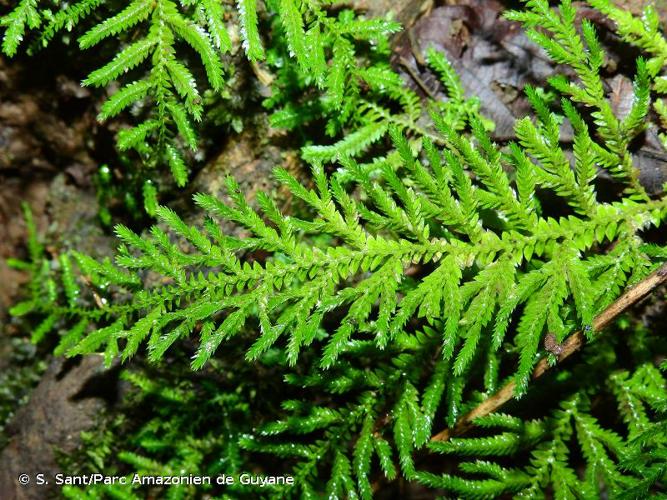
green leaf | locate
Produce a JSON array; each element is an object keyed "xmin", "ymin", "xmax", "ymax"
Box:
[
  {"xmin": 164, "ymin": 144, "xmax": 189, "ymax": 187},
  {"xmin": 1, "ymin": 0, "xmax": 41, "ymax": 57},
  {"xmin": 237, "ymin": 0, "xmax": 264, "ymax": 60},
  {"xmin": 279, "ymin": 0, "xmax": 308, "ymax": 70},
  {"xmin": 83, "ymin": 37, "xmax": 156, "ymax": 87},
  {"xmin": 78, "ymin": 0, "xmax": 153, "ymax": 49},
  {"xmin": 168, "ymin": 13, "xmax": 224, "ymax": 91},
  {"xmin": 99, "ymin": 80, "xmax": 153, "ymax": 121}
]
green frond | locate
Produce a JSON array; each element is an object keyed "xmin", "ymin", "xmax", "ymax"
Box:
[
  {"xmin": 1, "ymin": 0, "xmax": 41, "ymax": 57},
  {"xmin": 99, "ymin": 80, "xmax": 153, "ymax": 121},
  {"xmin": 7, "ymin": 1, "xmax": 667, "ymax": 496},
  {"xmin": 35, "ymin": 0, "xmax": 103, "ymax": 50},
  {"xmin": 237, "ymin": 0, "xmax": 264, "ymax": 60},
  {"xmin": 302, "ymin": 121, "xmax": 388, "ymax": 163},
  {"xmin": 78, "ymin": 0, "xmax": 153, "ymax": 50},
  {"xmin": 200, "ymin": 0, "xmax": 231, "ymax": 53},
  {"xmin": 168, "ymin": 13, "xmax": 224, "ymax": 92},
  {"xmin": 622, "ymin": 57, "xmax": 651, "ymax": 137},
  {"xmin": 82, "ymin": 38, "xmax": 156, "ymax": 88},
  {"xmin": 426, "ymin": 47, "xmax": 464, "ymax": 102},
  {"xmin": 3, "ymin": 0, "xmax": 407, "ymax": 193},
  {"xmin": 279, "ymin": 0, "xmax": 308, "ymax": 71},
  {"xmin": 164, "ymin": 144, "xmax": 189, "ymax": 187}
]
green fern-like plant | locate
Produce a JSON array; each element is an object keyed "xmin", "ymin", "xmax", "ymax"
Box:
[
  {"xmin": 13, "ymin": 0, "xmax": 667, "ymax": 395},
  {"xmin": 506, "ymin": 0, "xmax": 653, "ymax": 199},
  {"xmin": 299, "ymin": 47, "xmax": 491, "ymax": 165},
  {"xmin": 1, "ymin": 0, "xmax": 400, "ymax": 195},
  {"xmin": 417, "ymin": 322, "xmax": 667, "ymax": 499},
  {"xmin": 587, "ymin": 0, "xmax": 667, "ymax": 149},
  {"xmin": 8, "ymin": 0, "xmax": 667, "ymax": 497},
  {"xmin": 13, "ymin": 31, "xmax": 666, "ymax": 404}
]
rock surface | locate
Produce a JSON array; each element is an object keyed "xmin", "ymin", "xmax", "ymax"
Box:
[{"xmin": 0, "ymin": 356, "xmax": 118, "ymax": 499}]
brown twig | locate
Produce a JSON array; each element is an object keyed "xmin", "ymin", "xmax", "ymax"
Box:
[
  {"xmin": 430, "ymin": 262, "xmax": 667, "ymax": 443},
  {"xmin": 398, "ymin": 56, "xmax": 437, "ymax": 100}
]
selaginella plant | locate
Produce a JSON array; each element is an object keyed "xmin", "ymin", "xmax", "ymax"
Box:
[
  {"xmin": 0, "ymin": 0, "xmax": 400, "ymax": 202},
  {"xmin": 588, "ymin": 0, "xmax": 667, "ymax": 148},
  {"xmin": 7, "ymin": 0, "xmax": 667, "ymax": 497}
]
